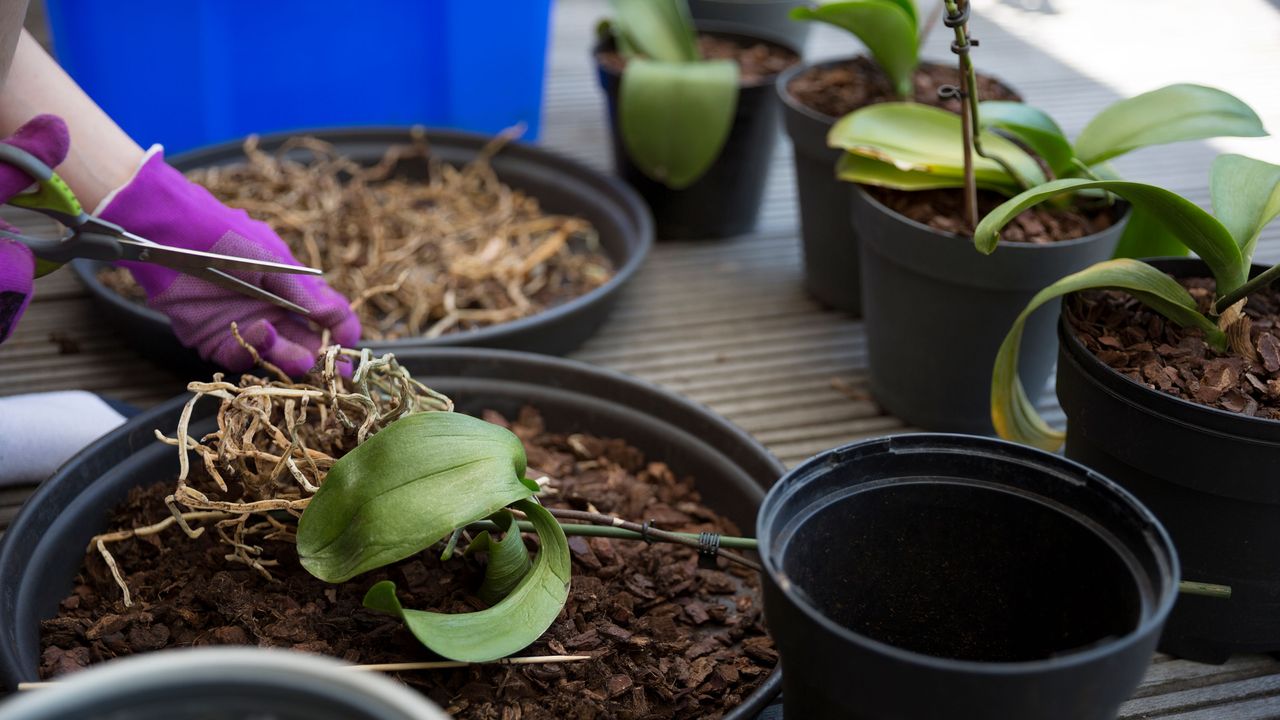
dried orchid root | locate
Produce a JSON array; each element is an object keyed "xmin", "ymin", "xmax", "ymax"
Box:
[
  {"xmin": 100, "ymin": 130, "xmax": 612, "ymax": 341},
  {"xmin": 94, "ymin": 344, "xmax": 454, "ymax": 605},
  {"xmin": 89, "ymin": 510, "xmax": 233, "ymax": 607}
]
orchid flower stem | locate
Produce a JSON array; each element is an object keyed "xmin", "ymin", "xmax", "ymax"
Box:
[
  {"xmin": 469, "ymin": 519, "xmax": 758, "ymax": 550},
  {"xmin": 1214, "ymin": 260, "xmax": 1280, "ymax": 314},
  {"xmin": 943, "ymin": 0, "xmax": 1032, "ymax": 230}
]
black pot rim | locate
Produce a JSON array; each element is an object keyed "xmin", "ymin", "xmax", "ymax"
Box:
[
  {"xmin": 0, "ymin": 347, "xmax": 784, "ymax": 714},
  {"xmin": 72, "ymin": 125, "xmax": 654, "ymax": 353},
  {"xmin": 852, "ymin": 182, "xmax": 1132, "ymax": 251},
  {"xmin": 594, "ymin": 20, "xmax": 800, "ymax": 89},
  {"xmin": 757, "ymin": 432, "xmax": 1179, "ymax": 675},
  {"xmin": 1059, "ymin": 257, "xmax": 1280, "ymax": 436},
  {"xmin": 776, "ymin": 53, "xmax": 860, "ymax": 124},
  {"xmin": 776, "ymin": 55, "xmax": 1019, "ymax": 126}
]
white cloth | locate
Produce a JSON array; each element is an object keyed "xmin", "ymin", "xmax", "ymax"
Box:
[{"xmin": 0, "ymin": 391, "xmax": 126, "ymax": 486}]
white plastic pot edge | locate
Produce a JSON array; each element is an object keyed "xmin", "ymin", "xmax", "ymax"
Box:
[{"xmin": 0, "ymin": 647, "xmax": 451, "ymax": 720}]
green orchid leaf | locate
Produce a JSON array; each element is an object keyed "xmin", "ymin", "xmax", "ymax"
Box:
[
  {"xmin": 1073, "ymin": 84, "xmax": 1267, "ymax": 167},
  {"xmin": 790, "ymin": 1, "xmax": 918, "ymax": 98},
  {"xmin": 993, "ymin": 258, "xmax": 1225, "ymax": 451},
  {"xmin": 1210, "ymin": 154, "xmax": 1280, "ymax": 261},
  {"xmin": 828, "ymin": 103, "xmax": 1046, "ymax": 193},
  {"xmin": 463, "ymin": 511, "xmax": 532, "ymax": 605},
  {"xmin": 979, "ymin": 101, "xmax": 1076, "ymax": 177},
  {"xmin": 609, "ymin": 0, "xmax": 699, "ymax": 62},
  {"xmin": 835, "ymin": 152, "xmax": 1021, "ymax": 194},
  {"xmin": 620, "ymin": 58, "xmax": 739, "ymax": 189},
  {"xmin": 973, "ymin": 177, "xmax": 1246, "ymax": 293},
  {"xmin": 364, "ymin": 499, "xmax": 571, "ymax": 662},
  {"xmin": 1111, "ymin": 205, "xmax": 1189, "ymax": 260},
  {"xmin": 297, "ymin": 412, "xmax": 532, "ymax": 583}
]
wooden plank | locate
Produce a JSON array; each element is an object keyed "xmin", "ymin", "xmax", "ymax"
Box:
[{"xmin": 1120, "ymin": 674, "xmax": 1280, "ymax": 718}]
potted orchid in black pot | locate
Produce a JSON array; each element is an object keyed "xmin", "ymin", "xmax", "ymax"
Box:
[
  {"xmin": 981, "ymin": 153, "xmax": 1280, "ymax": 663},
  {"xmin": 596, "ymin": 0, "xmax": 800, "ymax": 239},
  {"xmin": 778, "ymin": 0, "xmax": 1021, "ymax": 314},
  {"xmin": 824, "ymin": 0, "xmax": 1266, "ymax": 433}
]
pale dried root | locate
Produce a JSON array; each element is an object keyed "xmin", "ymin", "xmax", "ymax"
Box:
[{"xmin": 96, "ymin": 342, "xmax": 453, "ymax": 604}]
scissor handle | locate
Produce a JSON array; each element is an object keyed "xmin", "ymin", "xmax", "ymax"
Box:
[
  {"xmin": 0, "ymin": 143, "xmax": 89, "ymax": 277},
  {"xmin": 0, "ymin": 143, "xmax": 86, "ymax": 224}
]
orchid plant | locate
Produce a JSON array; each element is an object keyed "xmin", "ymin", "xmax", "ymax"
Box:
[
  {"xmin": 790, "ymin": 0, "xmax": 922, "ymax": 100},
  {"xmin": 825, "ymin": 2, "xmax": 1266, "ymax": 242},
  {"xmin": 602, "ymin": 0, "xmax": 740, "ymax": 189},
  {"xmin": 977, "ymin": 154, "xmax": 1280, "ymax": 450}
]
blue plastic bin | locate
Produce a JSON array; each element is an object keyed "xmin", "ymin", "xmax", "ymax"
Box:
[{"xmin": 45, "ymin": 1, "xmax": 553, "ymax": 153}]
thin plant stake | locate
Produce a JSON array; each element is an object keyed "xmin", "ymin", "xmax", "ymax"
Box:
[{"xmin": 16, "ymin": 655, "xmax": 596, "ymax": 690}]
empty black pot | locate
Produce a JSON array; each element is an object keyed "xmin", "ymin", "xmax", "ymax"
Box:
[
  {"xmin": 71, "ymin": 127, "xmax": 653, "ymax": 375},
  {"xmin": 0, "ymin": 349, "xmax": 783, "ymax": 719},
  {"xmin": 595, "ymin": 24, "xmax": 798, "ymax": 240},
  {"xmin": 758, "ymin": 434, "xmax": 1178, "ymax": 720},
  {"xmin": 853, "ymin": 185, "xmax": 1126, "ymax": 433},
  {"xmin": 687, "ymin": 0, "xmax": 811, "ymax": 51},
  {"xmin": 1058, "ymin": 257, "xmax": 1280, "ymax": 663}
]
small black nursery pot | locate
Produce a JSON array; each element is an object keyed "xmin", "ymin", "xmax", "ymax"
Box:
[
  {"xmin": 596, "ymin": 24, "xmax": 798, "ymax": 240},
  {"xmin": 853, "ymin": 186, "xmax": 1126, "ymax": 433},
  {"xmin": 1058, "ymin": 257, "xmax": 1280, "ymax": 663},
  {"xmin": 758, "ymin": 434, "xmax": 1178, "ymax": 720}
]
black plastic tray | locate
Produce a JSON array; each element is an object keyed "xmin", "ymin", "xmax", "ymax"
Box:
[
  {"xmin": 0, "ymin": 348, "xmax": 782, "ymax": 718},
  {"xmin": 72, "ymin": 127, "xmax": 653, "ymax": 374}
]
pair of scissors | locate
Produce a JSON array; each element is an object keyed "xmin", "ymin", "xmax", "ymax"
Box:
[{"xmin": 0, "ymin": 143, "xmax": 320, "ymax": 316}]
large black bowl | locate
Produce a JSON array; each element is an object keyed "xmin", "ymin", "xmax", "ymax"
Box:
[
  {"xmin": 0, "ymin": 349, "xmax": 782, "ymax": 718},
  {"xmin": 72, "ymin": 127, "xmax": 653, "ymax": 374}
]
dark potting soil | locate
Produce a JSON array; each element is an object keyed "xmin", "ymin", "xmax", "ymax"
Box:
[
  {"xmin": 39, "ymin": 407, "xmax": 775, "ymax": 719},
  {"xmin": 867, "ymin": 186, "xmax": 1119, "ymax": 244},
  {"xmin": 786, "ymin": 57, "xmax": 1020, "ymax": 119},
  {"xmin": 598, "ymin": 34, "xmax": 800, "ymax": 87},
  {"xmin": 1069, "ymin": 278, "xmax": 1280, "ymax": 420}
]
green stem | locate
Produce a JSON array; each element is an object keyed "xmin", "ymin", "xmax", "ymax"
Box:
[
  {"xmin": 1214, "ymin": 259, "xmax": 1280, "ymax": 314},
  {"xmin": 1179, "ymin": 581, "xmax": 1232, "ymax": 599},
  {"xmin": 468, "ymin": 520, "xmax": 759, "ymax": 550},
  {"xmin": 943, "ymin": 0, "xmax": 978, "ymax": 228},
  {"xmin": 943, "ymin": 0, "xmax": 1033, "ymax": 211},
  {"xmin": 469, "ymin": 520, "xmax": 1232, "ymax": 599}
]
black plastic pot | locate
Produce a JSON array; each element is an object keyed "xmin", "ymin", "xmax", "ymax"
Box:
[
  {"xmin": 0, "ymin": 348, "xmax": 783, "ymax": 718},
  {"xmin": 71, "ymin": 127, "xmax": 653, "ymax": 375},
  {"xmin": 758, "ymin": 434, "xmax": 1178, "ymax": 720},
  {"xmin": 596, "ymin": 24, "xmax": 798, "ymax": 240},
  {"xmin": 686, "ymin": 0, "xmax": 810, "ymax": 51},
  {"xmin": 1058, "ymin": 257, "xmax": 1280, "ymax": 663},
  {"xmin": 854, "ymin": 185, "xmax": 1126, "ymax": 433},
  {"xmin": 0, "ymin": 648, "xmax": 450, "ymax": 720},
  {"xmin": 777, "ymin": 57, "xmax": 859, "ymax": 314}
]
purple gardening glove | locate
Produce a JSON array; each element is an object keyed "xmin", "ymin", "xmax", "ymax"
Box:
[
  {"xmin": 99, "ymin": 148, "xmax": 360, "ymax": 376},
  {"xmin": 0, "ymin": 115, "xmax": 71, "ymax": 344}
]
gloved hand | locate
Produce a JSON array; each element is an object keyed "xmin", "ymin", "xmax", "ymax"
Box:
[
  {"xmin": 0, "ymin": 115, "xmax": 71, "ymax": 344},
  {"xmin": 99, "ymin": 147, "xmax": 360, "ymax": 376}
]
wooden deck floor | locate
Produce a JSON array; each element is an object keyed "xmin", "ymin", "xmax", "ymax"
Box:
[{"xmin": 3, "ymin": 0, "xmax": 1280, "ymax": 716}]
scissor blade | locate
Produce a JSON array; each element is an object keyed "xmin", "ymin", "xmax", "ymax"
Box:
[
  {"xmin": 113, "ymin": 233, "xmax": 323, "ymax": 276},
  {"xmin": 189, "ymin": 267, "xmax": 312, "ymax": 316}
]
